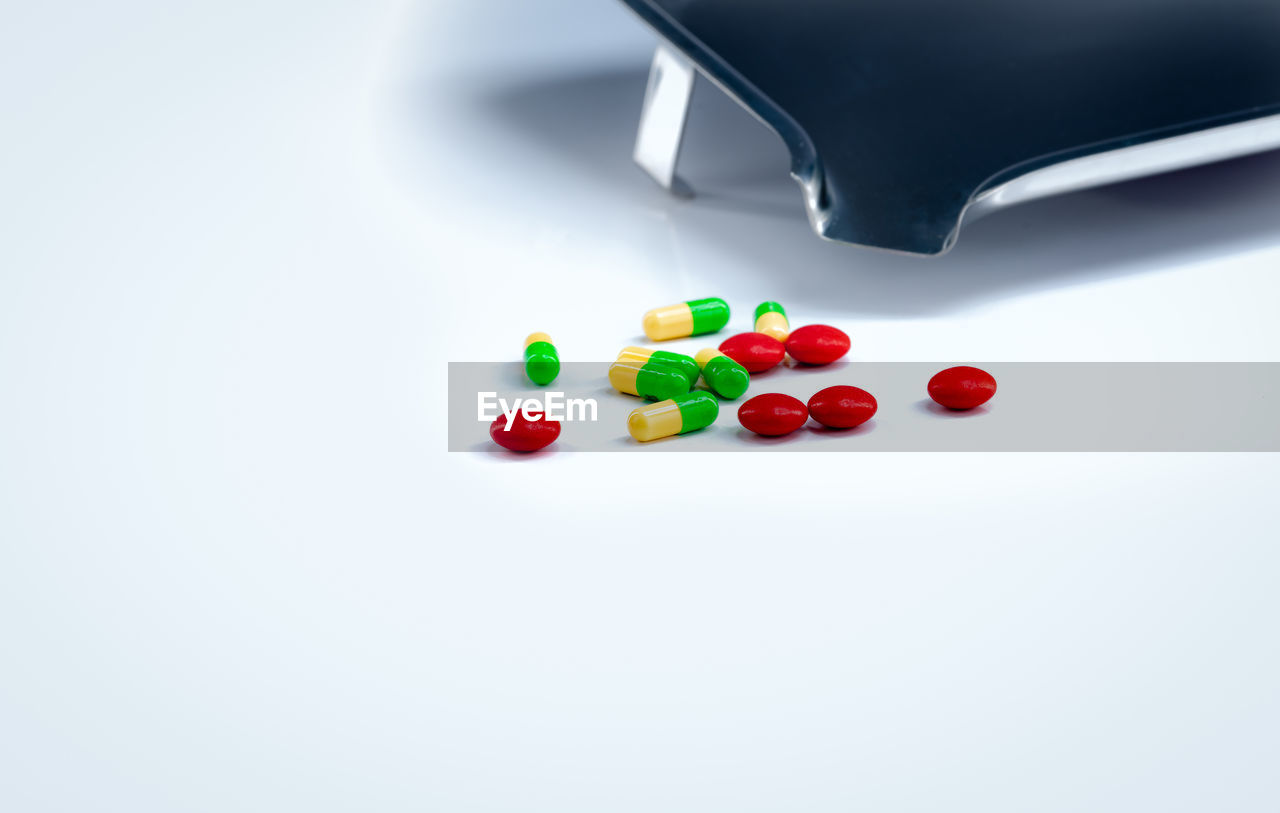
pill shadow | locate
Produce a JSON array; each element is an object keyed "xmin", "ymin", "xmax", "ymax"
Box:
[
  {"xmin": 733, "ymin": 428, "xmax": 809, "ymax": 445},
  {"xmin": 784, "ymin": 361, "xmax": 849, "ymax": 376},
  {"xmin": 502, "ymin": 362, "xmax": 532, "ymax": 388},
  {"xmin": 914, "ymin": 399, "xmax": 992, "ymax": 418},
  {"xmin": 619, "ymin": 425, "xmax": 714, "ymax": 447},
  {"xmin": 467, "ymin": 441, "xmax": 564, "ymax": 460},
  {"xmin": 744, "ymin": 366, "xmax": 787, "ymax": 381},
  {"xmin": 805, "ymin": 418, "xmax": 877, "ymax": 437}
]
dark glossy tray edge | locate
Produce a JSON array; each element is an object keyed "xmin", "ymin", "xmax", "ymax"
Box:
[{"xmin": 620, "ymin": 0, "xmax": 1280, "ymax": 255}]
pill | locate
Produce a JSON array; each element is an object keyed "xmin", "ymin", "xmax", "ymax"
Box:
[
  {"xmin": 628, "ymin": 392, "xmax": 719, "ymax": 442},
  {"xmin": 753, "ymin": 301, "xmax": 790, "ymax": 342},
  {"xmin": 694, "ymin": 348, "xmax": 750, "ymax": 400},
  {"xmin": 785, "ymin": 324, "xmax": 850, "ymax": 365},
  {"xmin": 718, "ymin": 332, "xmax": 785, "ymax": 373},
  {"xmin": 642, "ymin": 297, "xmax": 730, "ymax": 341},
  {"xmin": 737, "ymin": 393, "xmax": 809, "ymax": 436},
  {"xmin": 523, "ymin": 332, "xmax": 559, "ymax": 386},
  {"xmin": 616, "ymin": 346, "xmax": 699, "ymax": 387},
  {"xmin": 490, "ymin": 410, "xmax": 561, "ymax": 452},
  {"xmin": 609, "ymin": 358, "xmax": 691, "ymax": 401},
  {"xmin": 928, "ymin": 366, "xmax": 997, "ymax": 410},
  {"xmin": 807, "ymin": 385, "xmax": 877, "ymax": 429}
]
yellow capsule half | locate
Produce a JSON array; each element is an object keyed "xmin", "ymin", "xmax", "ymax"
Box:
[
  {"xmin": 608, "ymin": 359, "xmax": 690, "ymax": 401},
  {"xmin": 753, "ymin": 302, "xmax": 789, "ymax": 342},
  {"xmin": 627, "ymin": 400, "xmax": 685, "ymax": 442}
]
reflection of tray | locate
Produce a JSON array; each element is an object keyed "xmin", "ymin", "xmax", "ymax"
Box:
[{"xmin": 620, "ymin": 0, "xmax": 1280, "ymax": 255}]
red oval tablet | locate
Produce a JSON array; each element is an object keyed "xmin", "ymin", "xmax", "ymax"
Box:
[
  {"xmin": 785, "ymin": 324, "xmax": 850, "ymax": 365},
  {"xmin": 927, "ymin": 366, "xmax": 997, "ymax": 410},
  {"xmin": 737, "ymin": 393, "xmax": 808, "ymax": 436},
  {"xmin": 490, "ymin": 410, "xmax": 561, "ymax": 452},
  {"xmin": 718, "ymin": 332, "xmax": 785, "ymax": 373},
  {"xmin": 807, "ymin": 385, "xmax": 877, "ymax": 429}
]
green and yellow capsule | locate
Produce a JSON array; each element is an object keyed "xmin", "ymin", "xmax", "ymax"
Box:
[
  {"xmin": 523, "ymin": 332, "xmax": 559, "ymax": 386},
  {"xmin": 609, "ymin": 358, "xmax": 691, "ymax": 401},
  {"xmin": 753, "ymin": 302, "xmax": 790, "ymax": 342},
  {"xmin": 694, "ymin": 348, "xmax": 750, "ymax": 400},
  {"xmin": 628, "ymin": 391, "xmax": 719, "ymax": 442},
  {"xmin": 616, "ymin": 346, "xmax": 699, "ymax": 387},
  {"xmin": 642, "ymin": 297, "xmax": 730, "ymax": 341}
]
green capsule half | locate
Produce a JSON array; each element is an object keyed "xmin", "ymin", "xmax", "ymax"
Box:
[
  {"xmin": 694, "ymin": 348, "xmax": 750, "ymax": 400},
  {"xmin": 617, "ymin": 346, "xmax": 699, "ymax": 387},
  {"xmin": 609, "ymin": 359, "xmax": 691, "ymax": 401},
  {"xmin": 523, "ymin": 332, "xmax": 560, "ymax": 385}
]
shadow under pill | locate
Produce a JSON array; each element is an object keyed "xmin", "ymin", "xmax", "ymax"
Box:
[
  {"xmin": 468, "ymin": 441, "xmax": 563, "ymax": 460},
  {"xmin": 734, "ymin": 428, "xmax": 807, "ymax": 445},
  {"xmin": 806, "ymin": 418, "xmax": 877, "ymax": 436},
  {"xmin": 787, "ymin": 363, "xmax": 843, "ymax": 376},
  {"xmin": 501, "ymin": 363, "xmax": 532, "ymax": 388},
  {"xmin": 915, "ymin": 399, "xmax": 991, "ymax": 417}
]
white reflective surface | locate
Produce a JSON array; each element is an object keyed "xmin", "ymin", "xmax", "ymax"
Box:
[{"xmin": 3, "ymin": 2, "xmax": 1280, "ymax": 811}]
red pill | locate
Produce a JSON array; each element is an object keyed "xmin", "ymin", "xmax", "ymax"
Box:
[
  {"xmin": 718, "ymin": 332, "xmax": 785, "ymax": 373},
  {"xmin": 785, "ymin": 324, "xmax": 850, "ymax": 365},
  {"xmin": 737, "ymin": 393, "xmax": 808, "ymax": 436},
  {"xmin": 490, "ymin": 410, "xmax": 561, "ymax": 452},
  {"xmin": 807, "ymin": 385, "xmax": 877, "ymax": 429},
  {"xmin": 927, "ymin": 366, "xmax": 997, "ymax": 410}
]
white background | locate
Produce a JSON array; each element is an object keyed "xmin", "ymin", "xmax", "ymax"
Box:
[{"xmin": 3, "ymin": 1, "xmax": 1279, "ymax": 810}]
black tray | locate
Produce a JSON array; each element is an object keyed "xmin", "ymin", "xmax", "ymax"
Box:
[{"xmin": 621, "ymin": 0, "xmax": 1280, "ymax": 254}]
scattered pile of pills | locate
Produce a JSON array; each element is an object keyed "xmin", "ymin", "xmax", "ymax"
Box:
[{"xmin": 491, "ymin": 300, "xmax": 996, "ymax": 452}]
